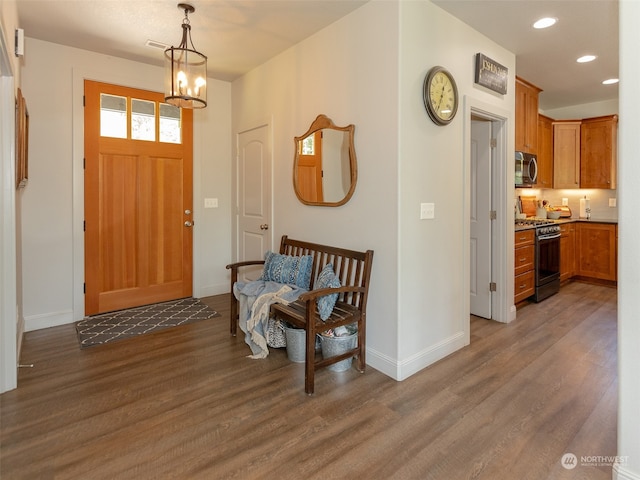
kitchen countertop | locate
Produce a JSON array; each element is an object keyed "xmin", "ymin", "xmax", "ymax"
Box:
[{"xmin": 515, "ymin": 217, "xmax": 618, "ymax": 232}]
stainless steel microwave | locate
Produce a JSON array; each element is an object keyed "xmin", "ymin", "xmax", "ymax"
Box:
[{"xmin": 515, "ymin": 151, "xmax": 537, "ymax": 188}]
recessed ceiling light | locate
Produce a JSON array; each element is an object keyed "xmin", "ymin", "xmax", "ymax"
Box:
[
  {"xmin": 577, "ymin": 55, "xmax": 597, "ymax": 63},
  {"xmin": 533, "ymin": 17, "xmax": 557, "ymax": 29},
  {"xmin": 602, "ymin": 78, "xmax": 619, "ymax": 85}
]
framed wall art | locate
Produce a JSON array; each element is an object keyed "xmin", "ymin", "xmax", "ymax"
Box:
[{"xmin": 16, "ymin": 88, "xmax": 29, "ymax": 189}]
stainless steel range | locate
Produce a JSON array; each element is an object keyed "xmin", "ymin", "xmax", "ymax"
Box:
[{"xmin": 516, "ymin": 218, "xmax": 561, "ymax": 302}]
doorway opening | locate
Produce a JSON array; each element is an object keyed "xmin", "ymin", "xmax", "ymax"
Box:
[
  {"xmin": 466, "ymin": 101, "xmax": 511, "ymax": 325},
  {"xmin": 470, "ymin": 115, "xmax": 493, "ymax": 319}
]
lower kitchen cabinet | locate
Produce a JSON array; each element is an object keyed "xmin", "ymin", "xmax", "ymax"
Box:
[
  {"xmin": 575, "ymin": 222, "xmax": 617, "ymax": 282},
  {"xmin": 559, "ymin": 223, "xmax": 575, "ymax": 282},
  {"xmin": 514, "ymin": 229, "xmax": 535, "ymax": 303}
]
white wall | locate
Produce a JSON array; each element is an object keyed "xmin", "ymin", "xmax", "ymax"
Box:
[
  {"xmin": 396, "ymin": 1, "xmax": 515, "ymax": 377},
  {"xmin": 232, "ymin": 1, "xmax": 401, "ymax": 375},
  {"xmin": 20, "ymin": 38, "xmax": 232, "ymax": 330},
  {"xmin": 616, "ymin": 1, "xmax": 640, "ymax": 478},
  {"xmin": 232, "ymin": 0, "xmax": 515, "ymax": 380}
]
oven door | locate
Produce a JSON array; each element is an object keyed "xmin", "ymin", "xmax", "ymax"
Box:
[{"xmin": 536, "ymin": 232, "xmax": 561, "ymax": 286}]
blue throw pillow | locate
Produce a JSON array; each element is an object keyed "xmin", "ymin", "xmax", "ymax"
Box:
[
  {"xmin": 260, "ymin": 251, "xmax": 313, "ymax": 289},
  {"xmin": 316, "ymin": 263, "xmax": 341, "ymax": 321}
]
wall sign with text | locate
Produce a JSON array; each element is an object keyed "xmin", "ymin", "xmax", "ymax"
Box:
[{"xmin": 474, "ymin": 53, "xmax": 508, "ymax": 95}]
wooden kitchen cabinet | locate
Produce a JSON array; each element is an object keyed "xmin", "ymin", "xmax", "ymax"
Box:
[
  {"xmin": 581, "ymin": 115, "xmax": 618, "ymax": 189},
  {"xmin": 536, "ymin": 114, "xmax": 554, "ymax": 188},
  {"xmin": 515, "ymin": 77, "xmax": 542, "ymax": 154},
  {"xmin": 514, "ymin": 229, "xmax": 535, "ymax": 303},
  {"xmin": 576, "ymin": 222, "xmax": 617, "ymax": 282},
  {"xmin": 553, "ymin": 121, "xmax": 581, "ymax": 189},
  {"xmin": 559, "ymin": 223, "xmax": 575, "ymax": 282}
]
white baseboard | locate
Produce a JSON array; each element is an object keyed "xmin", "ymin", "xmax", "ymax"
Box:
[
  {"xmin": 197, "ymin": 283, "xmax": 228, "ymax": 298},
  {"xmin": 25, "ymin": 310, "xmax": 74, "ymax": 332},
  {"xmin": 366, "ymin": 330, "xmax": 466, "ymax": 381},
  {"xmin": 17, "ymin": 310, "xmax": 24, "ymax": 355},
  {"xmin": 25, "ymin": 287, "xmax": 230, "ymax": 332},
  {"xmin": 614, "ymin": 463, "xmax": 640, "ymax": 480}
]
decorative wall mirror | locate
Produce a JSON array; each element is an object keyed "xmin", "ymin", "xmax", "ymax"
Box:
[{"xmin": 293, "ymin": 114, "xmax": 357, "ymax": 206}]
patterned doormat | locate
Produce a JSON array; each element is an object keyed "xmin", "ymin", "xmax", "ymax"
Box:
[{"xmin": 76, "ymin": 297, "xmax": 220, "ymax": 348}]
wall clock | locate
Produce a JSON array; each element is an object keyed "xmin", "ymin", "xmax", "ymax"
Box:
[{"xmin": 423, "ymin": 66, "xmax": 459, "ymax": 126}]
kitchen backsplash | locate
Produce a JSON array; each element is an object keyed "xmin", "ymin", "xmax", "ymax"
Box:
[{"xmin": 515, "ymin": 188, "xmax": 618, "ymax": 220}]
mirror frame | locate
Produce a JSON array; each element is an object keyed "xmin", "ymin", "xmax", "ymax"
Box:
[{"xmin": 293, "ymin": 114, "xmax": 357, "ymax": 207}]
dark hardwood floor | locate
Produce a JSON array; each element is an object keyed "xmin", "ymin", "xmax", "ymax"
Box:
[{"xmin": 1, "ymin": 281, "xmax": 617, "ymax": 479}]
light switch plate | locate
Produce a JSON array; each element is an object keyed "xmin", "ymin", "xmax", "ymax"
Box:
[
  {"xmin": 609, "ymin": 198, "xmax": 616, "ymax": 207},
  {"xmin": 420, "ymin": 202, "xmax": 435, "ymax": 220},
  {"xmin": 204, "ymin": 198, "xmax": 218, "ymax": 209}
]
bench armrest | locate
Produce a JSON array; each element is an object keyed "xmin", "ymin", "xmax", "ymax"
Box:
[
  {"xmin": 298, "ymin": 285, "xmax": 366, "ymax": 302},
  {"xmin": 226, "ymin": 260, "xmax": 265, "ymax": 337},
  {"xmin": 225, "ymin": 260, "xmax": 265, "ymax": 271}
]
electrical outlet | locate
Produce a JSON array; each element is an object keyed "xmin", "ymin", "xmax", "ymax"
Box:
[
  {"xmin": 609, "ymin": 198, "xmax": 617, "ymax": 207},
  {"xmin": 420, "ymin": 203, "xmax": 435, "ymax": 220},
  {"xmin": 562, "ymin": 198, "xmax": 569, "ymax": 206},
  {"xmin": 204, "ymin": 198, "xmax": 218, "ymax": 209}
]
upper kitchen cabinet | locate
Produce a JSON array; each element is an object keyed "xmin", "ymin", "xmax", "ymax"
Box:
[
  {"xmin": 581, "ymin": 115, "xmax": 618, "ymax": 189},
  {"xmin": 536, "ymin": 114, "xmax": 554, "ymax": 188},
  {"xmin": 515, "ymin": 77, "xmax": 542, "ymax": 154},
  {"xmin": 553, "ymin": 121, "xmax": 581, "ymax": 189}
]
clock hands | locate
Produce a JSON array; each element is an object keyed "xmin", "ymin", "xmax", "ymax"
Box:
[{"xmin": 437, "ymin": 84, "xmax": 446, "ymax": 111}]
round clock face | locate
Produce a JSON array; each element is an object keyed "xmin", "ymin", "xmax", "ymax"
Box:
[{"xmin": 423, "ymin": 66, "xmax": 459, "ymax": 126}]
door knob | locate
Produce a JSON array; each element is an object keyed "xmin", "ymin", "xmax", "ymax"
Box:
[
  {"xmin": 260, "ymin": 224, "xmax": 269, "ymax": 230},
  {"xmin": 184, "ymin": 221, "xmax": 194, "ymax": 227}
]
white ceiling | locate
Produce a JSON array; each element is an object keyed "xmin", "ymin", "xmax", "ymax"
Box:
[
  {"xmin": 16, "ymin": 0, "xmax": 618, "ymax": 111},
  {"xmin": 433, "ymin": 0, "xmax": 618, "ymax": 111}
]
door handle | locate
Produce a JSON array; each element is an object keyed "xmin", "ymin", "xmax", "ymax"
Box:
[
  {"xmin": 260, "ymin": 224, "xmax": 269, "ymax": 230},
  {"xmin": 185, "ymin": 221, "xmax": 194, "ymax": 227}
]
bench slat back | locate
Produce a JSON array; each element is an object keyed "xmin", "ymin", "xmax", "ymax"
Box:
[{"xmin": 279, "ymin": 236, "xmax": 374, "ymax": 309}]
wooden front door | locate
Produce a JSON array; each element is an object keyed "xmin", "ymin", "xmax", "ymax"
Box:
[{"xmin": 84, "ymin": 80, "xmax": 193, "ymax": 315}]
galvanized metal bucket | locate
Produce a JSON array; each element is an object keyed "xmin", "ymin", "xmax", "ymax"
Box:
[
  {"xmin": 284, "ymin": 325, "xmax": 306, "ymax": 363},
  {"xmin": 320, "ymin": 332, "xmax": 357, "ymax": 372}
]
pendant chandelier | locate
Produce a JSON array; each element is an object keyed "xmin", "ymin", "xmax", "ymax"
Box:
[{"xmin": 164, "ymin": 3, "xmax": 207, "ymax": 109}]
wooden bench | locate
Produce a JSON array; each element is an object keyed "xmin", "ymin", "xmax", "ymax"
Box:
[{"xmin": 226, "ymin": 235, "xmax": 374, "ymax": 395}]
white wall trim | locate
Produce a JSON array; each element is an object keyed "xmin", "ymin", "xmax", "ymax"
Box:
[
  {"xmin": 614, "ymin": 463, "xmax": 640, "ymax": 480},
  {"xmin": 199, "ymin": 282, "xmax": 229, "ymax": 298},
  {"xmin": 0, "ymin": 23, "xmax": 18, "ymax": 393},
  {"xmin": 24, "ymin": 309, "xmax": 74, "ymax": 332},
  {"xmin": 463, "ymin": 96, "xmax": 515, "ymax": 324},
  {"xmin": 367, "ymin": 330, "xmax": 466, "ymax": 382}
]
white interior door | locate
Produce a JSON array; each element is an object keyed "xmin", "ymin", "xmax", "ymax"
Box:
[
  {"xmin": 470, "ymin": 117, "xmax": 493, "ymax": 318},
  {"xmin": 236, "ymin": 124, "xmax": 272, "ymax": 281}
]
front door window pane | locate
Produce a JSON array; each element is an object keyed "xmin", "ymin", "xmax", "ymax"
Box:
[
  {"xmin": 159, "ymin": 103, "xmax": 181, "ymax": 144},
  {"xmin": 132, "ymin": 99, "xmax": 155, "ymax": 141},
  {"xmin": 100, "ymin": 94, "xmax": 127, "ymax": 138}
]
